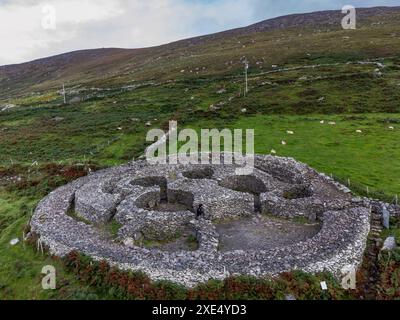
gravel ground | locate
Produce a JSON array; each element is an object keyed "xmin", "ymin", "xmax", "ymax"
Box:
[{"xmin": 216, "ymin": 215, "xmax": 321, "ymax": 251}]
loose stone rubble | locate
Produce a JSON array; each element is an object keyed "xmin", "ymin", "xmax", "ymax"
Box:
[
  {"xmin": 30, "ymin": 153, "xmax": 395, "ymax": 287},
  {"xmin": 382, "ymin": 237, "xmax": 397, "ymax": 251}
]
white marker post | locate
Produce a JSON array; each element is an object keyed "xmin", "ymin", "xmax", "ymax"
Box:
[
  {"xmin": 244, "ymin": 60, "xmax": 249, "ymax": 96},
  {"xmin": 62, "ymin": 84, "xmax": 66, "ymax": 104}
]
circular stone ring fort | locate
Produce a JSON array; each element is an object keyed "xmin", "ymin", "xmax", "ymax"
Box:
[{"xmin": 31, "ymin": 153, "xmax": 372, "ymax": 287}]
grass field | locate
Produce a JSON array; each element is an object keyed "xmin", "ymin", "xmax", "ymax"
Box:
[{"xmin": 232, "ymin": 114, "xmax": 400, "ymax": 196}]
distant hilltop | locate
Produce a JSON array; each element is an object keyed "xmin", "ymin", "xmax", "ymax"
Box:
[{"xmin": 1, "ymin": 6, "xmax": 399, "ymax": 100}]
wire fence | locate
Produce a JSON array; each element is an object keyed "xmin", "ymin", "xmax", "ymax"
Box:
[{"xmin": 331, "ymin": 174, "xmax": 398, "ymax": 205}]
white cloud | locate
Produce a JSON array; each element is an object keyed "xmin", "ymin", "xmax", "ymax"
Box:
[
  {"xmin": 0, "ymin": 0, "xmax": 123, "ymax": 64},
  {"xmin": 0, "ymin": 0, "xmax": 259, "ymax": 65}
]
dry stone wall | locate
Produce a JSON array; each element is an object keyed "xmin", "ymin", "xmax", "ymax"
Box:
[{"xmin": 31, "ymin": 153, "xmax": 376, "ymax": 287}]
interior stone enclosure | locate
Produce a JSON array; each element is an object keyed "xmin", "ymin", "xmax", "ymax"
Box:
[{"xmin": 31, "ymin": 153, "xmax": 380, "ymax": 287}]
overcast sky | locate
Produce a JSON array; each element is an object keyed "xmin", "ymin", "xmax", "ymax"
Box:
[{"xmin": 0, "ymin": 0, "xmax": 398, "ymax": 66}]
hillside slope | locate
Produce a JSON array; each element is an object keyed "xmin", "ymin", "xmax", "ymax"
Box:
[{"xmin": 1, "ymin": 6, "xmax": 400, "ymax": 100}]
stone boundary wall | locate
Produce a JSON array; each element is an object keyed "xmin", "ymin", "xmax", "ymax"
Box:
[{"xmin": 30, "ymin": 153, "xmax": 375, "ymax": 287}]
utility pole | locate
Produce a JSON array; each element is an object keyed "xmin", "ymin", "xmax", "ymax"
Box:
[
  {"xmin": 243, "ymin": 60, "xmax": 249, "ymax": 96},
  {"xmin": 61, "ymin": 83, "xmax": 66, "ymax": 104}
]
